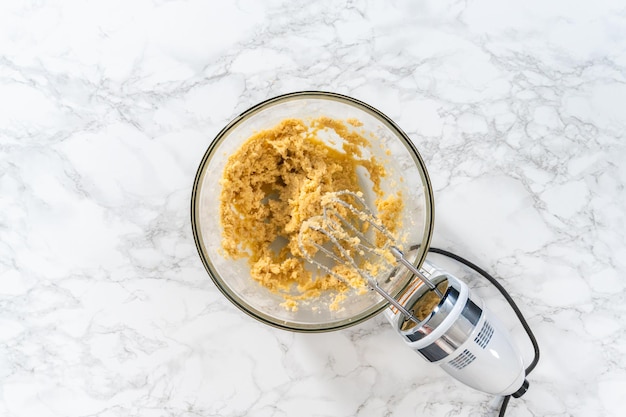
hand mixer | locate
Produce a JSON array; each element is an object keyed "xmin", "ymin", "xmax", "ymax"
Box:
[{"xmin": 298, "ymin": 190, "xmax": 529, "ymax": 398}]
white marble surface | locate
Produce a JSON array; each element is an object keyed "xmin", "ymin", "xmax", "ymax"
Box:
[{"xmin": 1, "ymin": 1, "xmax": 625, "ymax": 416}]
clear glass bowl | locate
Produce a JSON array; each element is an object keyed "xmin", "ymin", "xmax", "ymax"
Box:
[{"xmin": 191, "ymin": 91, "xmax": 434, "ymax": 332}]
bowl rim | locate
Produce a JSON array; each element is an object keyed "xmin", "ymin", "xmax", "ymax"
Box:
[{"xmin": 190, "ymin": 90, "xmax": 435, "ymax": 332}]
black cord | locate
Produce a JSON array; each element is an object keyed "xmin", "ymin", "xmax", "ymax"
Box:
[
  {"xmin": 427, "ymin": 247, "xmax": 540, "ymax": 417},
  {"xmin": 498, "ymin": 396, "xmax": 511, "ymax": 417}
]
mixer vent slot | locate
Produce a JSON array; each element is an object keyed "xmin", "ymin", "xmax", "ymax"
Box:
[
  {"xmin": 448, "ymin": 349, "xmax": 476, "ymax": 370},
  {"xmin": 474, "ymin": 321, "xmax": 494, "ymax": 349}
]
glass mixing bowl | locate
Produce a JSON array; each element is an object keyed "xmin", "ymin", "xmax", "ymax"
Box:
[{"xmin": 191, "ymin": 91, "xmax": 434, "ymax": 332}]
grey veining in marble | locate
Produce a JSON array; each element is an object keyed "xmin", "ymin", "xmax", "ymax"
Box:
[{"xmin": 1, "ymin": 0, "xmax": 625, "ymax": 416}]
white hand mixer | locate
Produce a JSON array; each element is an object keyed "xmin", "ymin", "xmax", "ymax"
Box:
[{"xmin": 298, "ymin": 189, "xmax": 529, "ymax": 398}]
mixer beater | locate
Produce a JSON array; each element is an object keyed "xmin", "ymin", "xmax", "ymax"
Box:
[
  {"xmin": 298, "ymin": 190, "xmax": 443, "ymax": 324},
  {"xmin": 298, "ymin": 190, "xmax": 530, "ymax": 398}
]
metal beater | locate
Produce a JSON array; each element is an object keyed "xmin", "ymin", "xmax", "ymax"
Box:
[{"xmin": 298, "ymin": 190, "xmax": 443, "ymax": 324}]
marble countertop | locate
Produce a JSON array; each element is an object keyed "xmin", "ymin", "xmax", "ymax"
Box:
[{"xmin": 1, "ymin": 1, "xmax": 625, "ymax": 416}]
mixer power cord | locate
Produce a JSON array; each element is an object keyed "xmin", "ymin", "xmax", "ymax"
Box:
[{"xmin": 427, "ymin": 247, "xmax": 540, "ymax": 417}]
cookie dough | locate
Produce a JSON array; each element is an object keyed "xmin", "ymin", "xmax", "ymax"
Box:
[{"xmin": 219, "ymin": 117, "xmax": 402, "ymax": 310}]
